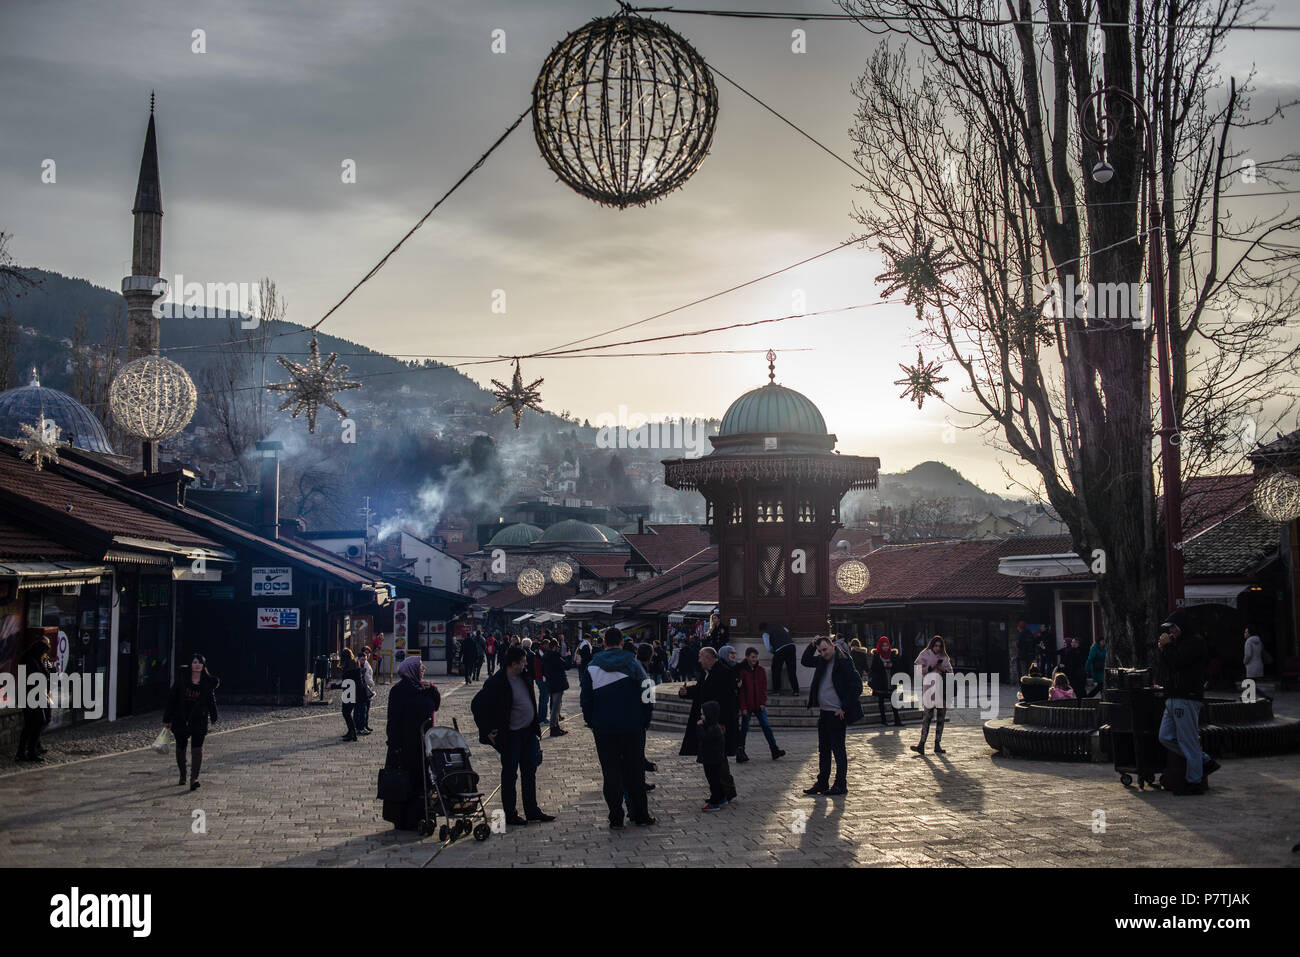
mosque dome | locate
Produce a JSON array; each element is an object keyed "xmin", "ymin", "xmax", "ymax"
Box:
[
  {"xmin": 487, "ymin": 523, "xmax": 544, "ymax": 547},
  {"xmin": 0, "ymin": 370, "xmax": 116, "ymax": 455}
]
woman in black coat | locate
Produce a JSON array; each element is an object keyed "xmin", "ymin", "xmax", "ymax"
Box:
[
  {"xmin": 382, "ymin": 656, "xmax": 441, "ymax": 831},
  {"xmin": 163, "ymin": 654, "xmax": 220, "ymax": 791}
]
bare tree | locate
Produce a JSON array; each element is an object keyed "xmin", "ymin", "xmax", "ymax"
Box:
[
  {"xmin": 198, "ymin": 277, "xmax": 283, "ymax": 482},
  {"xmin": 0, "ymin": 232, "xmax": 38, "ymax": 309},
  {"xmin": 0, "ymin": 314, "xmax": 16, "ymax": 392},
  {"xmin": 843, "ymin": 0, "xmax": 1300, "ymax": 665}
]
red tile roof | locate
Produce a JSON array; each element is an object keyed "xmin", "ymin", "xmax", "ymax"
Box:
[
  {"xmin": 624, "ymin": 524, "xmax": 713, "ymax": 573},
  {"xmin": 1178, "ymin": 473, "xmax": 1256, "ymax": 538},
  {"xmin": 0, "ymin": 518, "xmax": 82, "ymax": 560},
  {"xmin": 475, "ymin": 581, "xmax": 575, "ymax": 612},
  {"xmin": 0, "ymin": 440, "xmax": 381, "ymax": 588},
  {"xmin": 0, "ymin": 441, "xmax": 222, "ymax": 552}
]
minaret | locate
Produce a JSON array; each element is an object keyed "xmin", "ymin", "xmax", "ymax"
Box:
[{"xmin": 122, "ymin": 93, "xmax": 165, "ymax": 361}]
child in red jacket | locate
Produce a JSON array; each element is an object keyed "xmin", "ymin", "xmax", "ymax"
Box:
[{"xmin": 736, "ymin": 647, "xmax": 786, "ymax": 763}]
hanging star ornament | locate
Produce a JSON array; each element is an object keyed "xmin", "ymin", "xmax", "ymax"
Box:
[
  {"xmin": 490, "ymin": 359, "xmax": 545, "ymax": 428},
  {"xmin": 876, "ymin": 222, "xmax": 960, "ymax": 320},
  {"xmin": 17, "ymin": 415, "xmax": 68, "ymax": 471},
  {"xmin": 894, "ymin": 349, "xmax": 949, "ymax": 409},
  {"xmin": 266, "ymin": 332, "xmax": 361, "ymax": 433}
]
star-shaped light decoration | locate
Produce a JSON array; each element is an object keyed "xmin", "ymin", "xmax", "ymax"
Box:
[
  {"xmin": 17, "ymin": 415, "xmax": 68, "ymax": 471},
  {"xmin": 490, "ymin": 359, "xmax": 544, "ymax": 429},
  {"xmin": 266, "ymin": 332, "xmax": 361, "ymax": 433},
  {"xmin": 876, "ymin": 222, "xmax": 959, "ymax": 320},
  {"xmin": 894, "ymin": 349, "xmax": 949, "ymax": 410}
]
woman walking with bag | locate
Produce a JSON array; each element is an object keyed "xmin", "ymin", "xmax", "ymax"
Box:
[
  {"xmin": 382, "ymin": 657, "xmax": 441, "ymax": 831},
  {"xmin": 163, "ymin": 654, "xmax": 219, "ymax": 790}
]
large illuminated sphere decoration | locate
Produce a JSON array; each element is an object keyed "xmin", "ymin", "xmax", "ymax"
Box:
[
  {"xmin": 109, "ymin": 355, "xmax": 197, "ymax": 441},
  {"xmin": 835, "ymin": 560, "xmax": 870, "ymax": 595},
  {"xmin": 1253, "ymin": 471, "xmax": 1300, "ymax": 524},
  {"xmin": 532, "ymin": 13, "xmax": 719, "ymax": 208},
  {"xmin": 517, "ymin": 567, "xmax": 547, "ymax": 598}
]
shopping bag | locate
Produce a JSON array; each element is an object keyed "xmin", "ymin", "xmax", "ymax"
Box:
[{"xmin": 151, "ymin": 727, "xmax": 174, "ymax": 755}]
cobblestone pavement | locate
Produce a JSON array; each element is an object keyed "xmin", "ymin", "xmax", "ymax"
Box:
[{"xmin": 1, "ymin": 680, "xmax": 1297, "ymax": 868}]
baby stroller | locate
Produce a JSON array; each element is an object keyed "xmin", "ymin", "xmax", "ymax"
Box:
[{"xmin": 417, "ymin": 719, "xmax": 491, "ymax": 842}]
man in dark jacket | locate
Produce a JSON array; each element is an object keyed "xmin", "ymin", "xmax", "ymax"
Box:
[
  {"xmin": 470, "ymin": 646, "xmax": 555, "ymax": 826},
  {"xmin": 762, "ymin": 622, "xmax": 799, "ymax": 695},
  {"xmin": 1156, "ymin": 611, "xmax": 1219, "ymax": 794},
  {"xmin": 801, "ymin": 636, "xmax": 863, "ymax": 796},
  {"xmin": 579, "ymin": 627, "xmax": 656, "ymax": 829},
  {"xmin": 678, "ymin": 647, "xmax": 738, "ymax": 802},
  {"xmin": 541, "ymin": 639, "xmax": 573, "ymax": 737}
]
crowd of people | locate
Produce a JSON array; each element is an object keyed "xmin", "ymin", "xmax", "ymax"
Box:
[{"xmin": 129, "ymin": 609, "xmax": 1247, "ymax": 822}]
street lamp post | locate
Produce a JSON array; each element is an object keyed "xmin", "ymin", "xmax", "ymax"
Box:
[{"xmin": 1081, "ymin": 84, "xmax": 1185, "ymax": 614}]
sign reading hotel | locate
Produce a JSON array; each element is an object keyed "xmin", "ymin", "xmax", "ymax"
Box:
[
  {"xmin": 257, "ymin": 607, "xmax": 300, "ymax": 630},
  {"xmin": 252, "ymin": 567, "xmax": 293, "ymax": 597}
]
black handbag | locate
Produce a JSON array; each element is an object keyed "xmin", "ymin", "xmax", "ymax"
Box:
[{"xmin": 376, "ymin": 751, "xmax": 413, "ymax": 801}]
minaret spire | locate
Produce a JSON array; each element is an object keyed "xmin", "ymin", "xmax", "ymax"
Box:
[{"xmin": 122, "ymin": 96, "xmax": 167, "ymax": 473}]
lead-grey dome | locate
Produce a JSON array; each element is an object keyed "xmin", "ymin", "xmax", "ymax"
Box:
[{"xmin": 0, "ymin": 370, "xmax": 116, "ymax": 455}]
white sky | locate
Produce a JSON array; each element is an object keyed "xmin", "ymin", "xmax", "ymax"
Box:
[{"xmin": 2, "ymin": 0, "xmax": 1296, "ymax": 493}]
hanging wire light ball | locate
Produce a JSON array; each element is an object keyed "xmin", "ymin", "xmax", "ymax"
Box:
[
  {"xmin": 550, "ymin": 560, "xmax": 575, "ymax": 585},
  {"xmin": 1252, "ymin": 471, "xmax": 1300, "ymax": 524},
  {"xmin": 109, "ymin": 354, "xmax": 197, "ymax": 441},
  {"xmin": 835, "ymin": 560, "xmax": 870, "ymax": 596},
  {"xmin": 532, "ymin": 12, "xmax": 719, "ymax": 208},
  {"xmin": 517, "ymin": 567, "xmax": 547, "ymax": 598}
]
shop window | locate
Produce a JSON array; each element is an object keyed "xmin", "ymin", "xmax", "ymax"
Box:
[
  {"xmin": 797, "ymin": 500, "xmax": 817, "ymax": 523},
  {"xmin": 799, "ymin": 548, "xmax": 818, "ymax": 596},
  {"xmin": 726, "ymin": 544, "xmax": 745, "ymax": 597},
  {"xmin": 758, "ymin": 544, "xmax": 785, "ymax": 597}
]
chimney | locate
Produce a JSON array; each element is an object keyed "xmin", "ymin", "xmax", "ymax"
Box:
[
  {"xmin": 256, "ymin": 440, "xmax": 283, "ymax": 539},
  {"xmin": 637, "ymin": 515, "xmax": 645, "ymax": 535}
]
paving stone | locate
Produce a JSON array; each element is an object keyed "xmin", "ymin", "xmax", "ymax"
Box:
[{"xmin": 0, "ymin": 682, "xmax": 1297, "ymax": 866}]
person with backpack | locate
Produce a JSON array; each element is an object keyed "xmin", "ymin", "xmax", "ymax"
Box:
[
  {"xmin": 736, "ymin": 647, "xmax": 785, "ymax": 762},
  {"xmin": 800, "ymin": 636, "xmax": 863, "ymax": 796}
]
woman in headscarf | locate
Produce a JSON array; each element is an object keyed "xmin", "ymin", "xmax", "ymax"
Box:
[
  {"xmin": 382, "ymin": 656, "xmax": 442, "ymax": 831},
  {"xmin": 869, "ymin": 637, "xmax": 903, "ymax": 727}
]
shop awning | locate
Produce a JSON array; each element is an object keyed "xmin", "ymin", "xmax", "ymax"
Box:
[
  {"xmin": 512, "ymin": 613, "xmax": 534, "ymax": 624},
  {"xmin": 1185, "ymin": 584, "xmax": 1247, "ymax": 608},
  {"xmin": 531, "ymin": 611, "xmax": 564, "ymax": 624},
  {"xmin": 0, "ymin": 562, "xmax": 110, "ymax": 590},
  {"xmin": 996, "ymin": 553, "xmax": 1090, "ymax": 579},
  {"xmin": 563, "ymin": 598, "xmax": 617, "ymax": 616},
  {"xmin": 679, "ymin": 601, "xmax": 718, "ymax": 617},
  {"xmin": 614, "ymin": 618, "xmax": 653, "ymax": 633}
]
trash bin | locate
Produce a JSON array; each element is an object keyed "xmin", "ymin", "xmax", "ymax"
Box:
[{"xmin": 1101, "ymin": 668, "xmax": 1167, "ymax": 789}]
